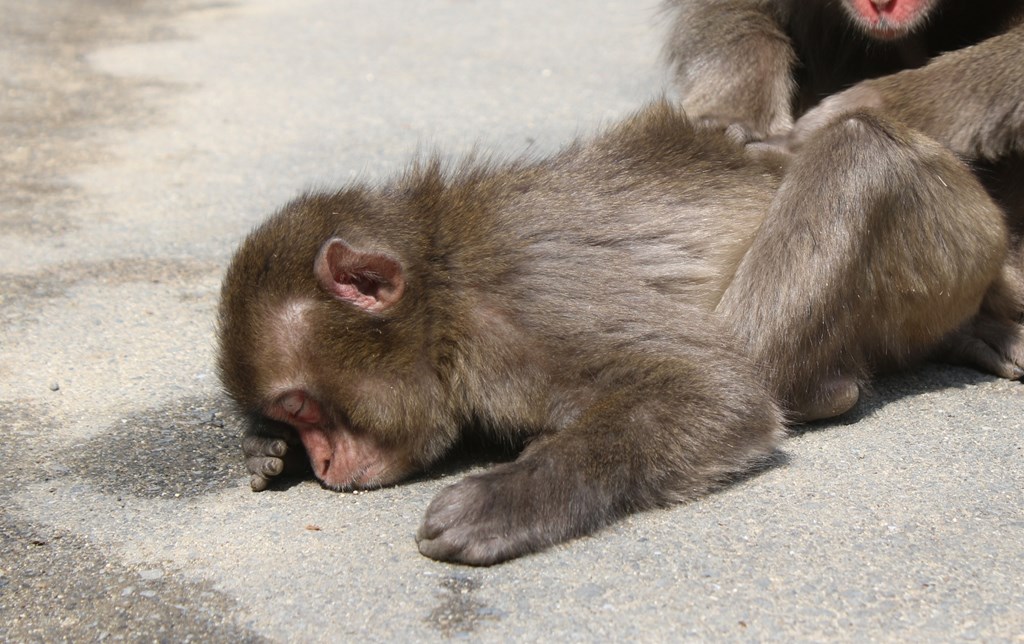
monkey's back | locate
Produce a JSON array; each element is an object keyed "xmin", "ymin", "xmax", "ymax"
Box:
[{"xmin": 455, "ymin": 101, "xmax": 779, "ymax": 317}]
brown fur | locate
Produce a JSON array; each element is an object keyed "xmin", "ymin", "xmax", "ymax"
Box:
[
  {"xmin": 218, "ymin": 102, "xmax": 1006, "ymax": 564},
  {"xmin": 664, "ymin": 0, "xmax": 1024, "ymax": 377}
]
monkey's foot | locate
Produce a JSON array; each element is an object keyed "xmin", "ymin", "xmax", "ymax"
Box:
[
  {"xmin": 936, "ymin": 314, "xmax": 1024, "ymax": 380},
  {"xmin": 790, "ymin": 378, "xmax": 860, "ymax": 423}
]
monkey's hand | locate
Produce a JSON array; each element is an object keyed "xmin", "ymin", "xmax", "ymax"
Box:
[
  {"xmin": 416, "ymin": 450, "xmax": 600, "ymax": 566},
  {"xmin": 792, "ymin": 26, "xmax": 1024, "ymax": 161},
  {"xmin": 665, "ymin": 4, "xmax": 795, "ymax": 143},
  {"xmin": 786, "ymin": 84, "xmax": 886, "ymax": 152},
  {"xmin": 679, "ymin": 76, "xmax": 795, "ymax": 145},
  {"xmin": 241, "ymin": 419, "xmax": 308, "ymax": 491}
]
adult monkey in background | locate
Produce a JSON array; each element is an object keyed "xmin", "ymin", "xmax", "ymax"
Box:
[
  {"xmin": 663, "ymin": 0, "xmax": 1024, "ymax": 378},
  {"xmin": 219, "ymin": 103, "xmax": 1006, "ymax": 564}
]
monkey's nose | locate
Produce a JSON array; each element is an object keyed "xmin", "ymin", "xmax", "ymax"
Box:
[{"xmin": 312, "ymin": 454, "xmax": 332, "ymax": 479}]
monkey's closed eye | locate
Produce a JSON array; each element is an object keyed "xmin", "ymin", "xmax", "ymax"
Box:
[{"xmin": 273, "ymin": 390, "xmax": 325, "ymax": 426}]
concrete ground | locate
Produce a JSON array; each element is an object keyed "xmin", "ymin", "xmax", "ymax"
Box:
[{"xmin": 0, "ymin": 0, "xmax": 1020, "ymax": 641}]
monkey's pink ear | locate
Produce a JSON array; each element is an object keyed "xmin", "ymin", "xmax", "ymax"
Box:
[{"xmin": 314, "ymin": 238, "xmax": 405, "ymax": 312}]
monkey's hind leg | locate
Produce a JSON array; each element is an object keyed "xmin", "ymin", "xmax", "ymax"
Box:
[{"xmin": 720, "ymin": 111, "xmax": 1008, "ymax": 421}]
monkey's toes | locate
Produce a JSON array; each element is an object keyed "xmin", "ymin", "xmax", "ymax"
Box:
[{"xmin": 937, "ymin": 317, "xmax": 1024, "ymax": 380}]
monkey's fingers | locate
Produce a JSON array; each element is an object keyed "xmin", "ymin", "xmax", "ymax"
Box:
[
  {"xmin": 245, "ymin": 456, "xmax": 286, "ymax": 493},
  {"xmin": 241, "ymin": 434, "xmax": 290, "ymax": 492},
  {"xmin": 247, "ymin": 455, "xmax": 286, "ymax": 477},
  {"xmin": 250, "ymin": 473, "xmax": 271, "ymax": 493},
  {"xmin": 789, "ymin": 84, "xmax": 885, "ymax": 151},
  {"xmin": 246, "ymin": 456, "xmax": 287, "ymax": 492},
  {"xmin": 694, "ymin": 116, "xmax": 766, "ymax": 145},
  {"xmin": 241, "ymin": 434, "xmax": 289, "ymax": 458},
  {"xmin": 744, "ymin": 137, "xmax": 794, "ymax": 167},
  {"xmin": 417, "ymin": 471, "xmax": 536, "ymax": 566}
]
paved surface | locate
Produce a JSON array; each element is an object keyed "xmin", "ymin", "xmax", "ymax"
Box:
[{"xmin": 1, "ymin": 0, "xmax": 1021, "ymax": 641}]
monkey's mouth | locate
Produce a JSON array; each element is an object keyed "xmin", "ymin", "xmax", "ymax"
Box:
[
  {"xmin": 863, "ymin": 21, "xmax": 912, "ymax": 41},
  {"xmin": 848, "ymin": 0, "xmax": 926, "ymax": 40},
  {"xmin": 318, "ymin": 465, "xmax": 388, "ymax": 493}
]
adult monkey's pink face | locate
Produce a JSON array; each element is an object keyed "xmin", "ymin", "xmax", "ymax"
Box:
[{"xmin": 842, "ymin": 0, "xmax": 940, "ymax": 40}]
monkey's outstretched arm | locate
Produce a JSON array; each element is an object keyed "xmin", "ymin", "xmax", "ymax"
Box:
[
  {"xmin": 791, "ymin": 26, "xmax": 1024, "ymax": 161},
  {"xmin": 663, "ymin": 0, "xmax": 796, "ymax": 141},
  {"xmin": 416, "ymin": 354, "xmax": 783, "ymax": 565}
]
